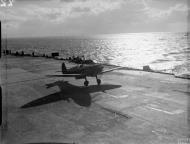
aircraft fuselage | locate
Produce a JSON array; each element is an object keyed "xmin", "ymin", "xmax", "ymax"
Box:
[{"xmin": 66, "ymin": 64, "xmax": 104, "ymax": 79}]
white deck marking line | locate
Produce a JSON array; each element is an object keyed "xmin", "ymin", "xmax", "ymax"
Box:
[
  {"xmin": 146, "ymin": 106, "xmax": 184, "ymax": 115},
  {"xmin": 145, "ymin": 93, "xmax": 185, "ymax": 105},
  {"xmin": 105, "ymin": 93, "xmax": 129, "ymax": 98}
]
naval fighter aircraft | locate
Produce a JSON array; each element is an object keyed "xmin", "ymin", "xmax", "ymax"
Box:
[{"xmin": 48, "ymin": 62, "xmax": 123, "ymax": 86}]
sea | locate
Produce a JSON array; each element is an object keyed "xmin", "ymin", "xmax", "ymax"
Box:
[{"xmin": 4, "ymin": 32, "xmax": 190, "ymax": 75}]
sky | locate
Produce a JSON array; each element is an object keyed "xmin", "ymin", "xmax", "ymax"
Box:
[{"xmin": 0, "ymin": 0, "xmax": 189, "ymax": 37}]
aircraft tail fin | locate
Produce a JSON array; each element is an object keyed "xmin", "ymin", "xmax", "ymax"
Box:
[{"xmin": 62, "ymin": 62, "xmax": 67, "ymax": 74}]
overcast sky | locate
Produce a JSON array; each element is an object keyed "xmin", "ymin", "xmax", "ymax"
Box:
[{"xmin": 0, "ymin": 0, "xmax": 189, "ymax": 37}]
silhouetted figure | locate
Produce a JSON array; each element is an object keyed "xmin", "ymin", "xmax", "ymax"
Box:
[
  {"xmin": 21, "ymin": 51, "xmax": 24, "ymax": 56},
  {"xmin": 15, "ymin": 51, "xmax": 19, "ymax": 56}
]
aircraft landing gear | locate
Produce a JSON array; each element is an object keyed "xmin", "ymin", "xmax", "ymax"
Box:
[
  {"xmin": 84, "ymin": 77, "xmax": 89, "ymax": 86},
  {"xmin": 97, "ymin": 79, "xmax": 101, "ymax": 85},
  {"xmin": 84, "ymin": 80, "xmax": 89, "ymax": 86},
  {"xmin": 96, "ymin": 75, "xmax": 101, "ymax": 85}
]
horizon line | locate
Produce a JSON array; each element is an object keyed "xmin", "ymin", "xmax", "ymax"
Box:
[{"xmin": 2, "ymin": 31, "xmax": 188, "ymax": 39}]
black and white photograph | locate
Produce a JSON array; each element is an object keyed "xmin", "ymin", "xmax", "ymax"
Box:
[{"xmin": 0, "ymin": 0, "xmax": 189, "ymax": 143}]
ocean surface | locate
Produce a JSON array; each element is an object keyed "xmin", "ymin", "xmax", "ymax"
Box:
[{"xmin": 4, "ymin": 32, "xmax": 190, "ymax": 74}]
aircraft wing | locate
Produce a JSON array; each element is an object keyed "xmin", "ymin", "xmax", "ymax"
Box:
[
  {"xmin": 100, "ymin": 67, "xmax": 123, "ymax": 74},
  {"xmin": 47, "ymin": 74, "xmax": 81, "ymax": 77}
]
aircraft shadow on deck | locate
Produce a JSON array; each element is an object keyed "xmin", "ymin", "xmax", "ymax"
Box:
[{"xmin": 21, "ymin": 81, "xmax": 121, "ymax": 108}]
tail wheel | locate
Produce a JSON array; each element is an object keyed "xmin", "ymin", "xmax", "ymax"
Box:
[
  {"xmin": 84, "ymin": 80, "xmax": 89, "ymax": 86},
  {"xmin": 97, "ymin": 79, "xmax": 101, "ymax": 85}
]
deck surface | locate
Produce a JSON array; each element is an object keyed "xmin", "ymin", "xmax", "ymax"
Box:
[{"xmin": 0, "ymin": 56, "xmax": 190, "ymax": 144}]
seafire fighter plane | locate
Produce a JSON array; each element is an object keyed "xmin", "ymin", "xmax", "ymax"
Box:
[{"xmin": 48, "ymin": 62, "xmax": 122, "ymax": 86}]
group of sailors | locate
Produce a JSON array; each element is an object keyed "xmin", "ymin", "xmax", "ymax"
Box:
[
  {"xmin": 3, "ymin": 50, "xmax": 50, "ymax": 57},
  {"xmin": 3, "ymin": 50, "xmax": 94, "ymax": 64}
]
